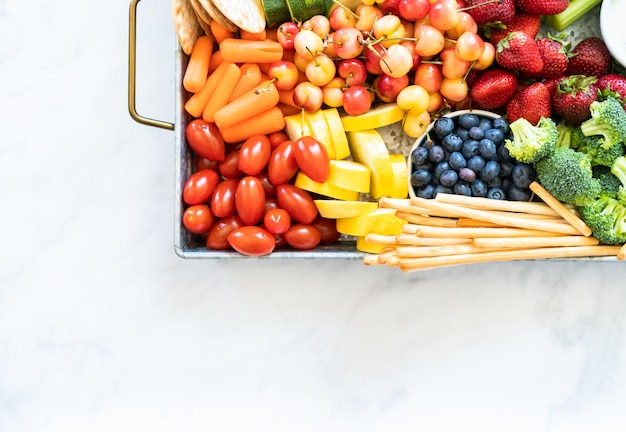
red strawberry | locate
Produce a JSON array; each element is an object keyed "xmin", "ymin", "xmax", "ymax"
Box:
[
  {"xmin": 464, "ymin": 0, "xmax": 516, "ymax": 25},
  {"xmin": 469, "ymin": 68, "xmax": 519, "ymax": 109},
  {"xmin": 496, "ymin": 31, "xmax": 544, "ymax": 74},
  {"xmin": 552, "ymin": 75, "xmax": 599, "ymax": 125},
  {"xmin": 565, "ymin": 37, "xmax": 612, "ymax": 77},
  {"xmin": 514, "ymin": 0, "xmax": 568, "ymax": 15},
  {"xmin": 522, "ymin": 34, "xmax": 572, "ymax": 80},
  {"xmin": 506, "ymin": 82, "xmax": 552, "ymax": 125},
  {"xmin": 595, "ymin": 74, "xmax": 626, "ymax": 109},
  {"xmin": 483, "ymin": 13, "xmax": 541, "ymax": 46}
]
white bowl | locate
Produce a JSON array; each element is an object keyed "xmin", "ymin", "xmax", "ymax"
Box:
[{"xmin": 600, "ymin": 0, "xmax": 626, "ymax": 69}]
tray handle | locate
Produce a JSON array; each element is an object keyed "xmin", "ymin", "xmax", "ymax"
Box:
[{"xmin": 128, "ymin": 0, "xmax": 175, "ymax": 130}]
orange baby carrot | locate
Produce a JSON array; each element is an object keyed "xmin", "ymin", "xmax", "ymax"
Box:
[
  {"xmin": 240, "ymin": 29, "xmax": 267, "ymax": 41},
  {"xmin": 228, "ymin": 63, "xmax": 263, "ymax": 102},
  {"xmin": 184, "ymin": 60, "xmax": 231, "ymax": 118},
  {"xmin": 214, "ymin": 80, "xmax": 280, "ymax": 129},
  {"xmin": 202, "ymin": 62, "xmax": 241, "ymax": 123},
  {"xmin": 210, "ymin": 20, "xmax": 235, "ymax": 44},
  {"xmin": 219, "ymin": 106, "xmax": 286, "ymax": 144},
  {"xmin": 208, "ymin": 49, "xmax": 224, "ymax": 74},
  {"xmin": 183, "ymin": 35, "xmax": 214, "ymax": 93},
  {"xmin": 278, "ymin": 88, "xmax": 298, "ymax": 107},
  {"xmin": 219, "ymin": 38, "xmax": 283, "ymax": 63}
]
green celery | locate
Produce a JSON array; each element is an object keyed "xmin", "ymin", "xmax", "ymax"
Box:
[{"xmin": 545, "ymin": 0, "xmax": 603, "ymax": 31}]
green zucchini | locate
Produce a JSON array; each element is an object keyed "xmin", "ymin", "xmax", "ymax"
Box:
[{"xmin": 261, "ymin": 0, "xmax": 292, "ymax": 28}]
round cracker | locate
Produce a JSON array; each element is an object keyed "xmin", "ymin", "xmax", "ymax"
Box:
[
  {"xmin": 212, "ymin": 0, "xmax": 266, "ymax": 34},
  {"xmin": 198, "ymin": 0, "xmax": 238, "ymax": 33},
  {"xmin": 172, "ymin": 0, "xmax": 203, "ymax": 55},
  {"xmin": 189, "ymin": 0, "xmax": 215, "ymax": 40}
]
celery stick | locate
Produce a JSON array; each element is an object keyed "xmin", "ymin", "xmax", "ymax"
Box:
[{"xmin": 545, "ymin": 0, "xmax": 602, "ymax": 31}]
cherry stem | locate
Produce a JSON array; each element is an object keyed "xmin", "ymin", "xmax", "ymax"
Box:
[{"xmin": 331, "ymin": 0, "xmax": 360, "ymax": 20}]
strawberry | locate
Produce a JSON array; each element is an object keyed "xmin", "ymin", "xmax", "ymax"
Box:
[
  {"xmin": 552, "ymin": 75, "xmax": 599, "ymax": 125},
  {"xmin": 469, "ymin": 68, "xmax": 519, "ymax": 109},
  {"xmin": 464, "ymin": 0, "xmax": 516, "ymax": 25},
  {"xmin": 595, "ymin": 74, "xmax": 626, "ymax": 109},
  {"xmin": 522, "ymin": 33, "xmax": 572, "ymax": 80},
  {"xmin": 514, "ymin": 0, "xmax": 568, "ymax": 16},
  {"xmin": 496, "ymin": 31, "xmax": 544, "ymax": 74},
  {"xmin": 482, "ymin": 13, "xmax": 541, "ymax": 46},
  {"xmin": 565, "ymin": 37, "xmax": 612, "ymax": 77},
  {"xmin": 506, "ymin": 82, "xmax": 552, "ymax": 125}
]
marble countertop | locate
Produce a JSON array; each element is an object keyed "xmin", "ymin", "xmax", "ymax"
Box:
[{"xmin": 2, "ymin": 1, "xmax": 626, "ymax": 431}]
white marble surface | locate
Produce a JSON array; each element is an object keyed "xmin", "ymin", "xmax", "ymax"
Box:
[{"xmin": 3, "ymin": 1, "xmax": 626, "ymax": 431}]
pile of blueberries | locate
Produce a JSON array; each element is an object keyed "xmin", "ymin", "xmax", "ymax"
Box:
[{"xmin": 409, "ymin": 112, "xmax": 536, "ymax": 201}]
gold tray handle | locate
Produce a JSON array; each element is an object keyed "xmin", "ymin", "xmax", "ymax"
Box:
[{"xmin": 128, "ymin": 0, "xmax": 175, "ymax": 130}]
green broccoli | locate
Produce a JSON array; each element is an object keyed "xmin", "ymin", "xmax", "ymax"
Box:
[
  {"xmin": 580, "ymin": 96, "xmax": 626, "ymax": 150},
  {"xmin": 593, "ymin": 166, "xmax": 623, "ymax": 198},
  {"xmin": 535, "ymin": 146, "xmax": 601, "ymax": 206},
  {"xmin": 556, "ymin": 120, "xmax": 574, "ymax": 148},
  {"xmin": 572, "ymin": 126, "xmax": 625, "ymax": 167},
  {"xmin": 504, "ymin": 116, "xmax": 558, "ymax": 164},
  {"xmin": 579, "ymin": 195, "xmax": 626, "ymax": 245},
  {"xmin": 611, "ymin": 155, "xmax": 626, "ymax": 187}
]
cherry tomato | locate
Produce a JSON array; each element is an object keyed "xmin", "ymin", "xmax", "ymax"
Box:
[
  {"xmin": 263, "ymin": 208, "xmax": 291, "ymax": 235},
  {"xmin": 268, "ymin": 140, "xmax": 299, "ymax": 185},
  {"xmin": 182, "ymin": 205, "xmax": 215, "ymax": 234},
  {"xmin": 186, "ymin": 119, "xmax": 225, "ymax": 161},
  {"xmin": 294, "ymin": 136, "xmax": 330, "ymax": 183},
  {"xmin": 235, "ymin": 176, "xmax": 266, "ymax": 226},
  {"xmin": 276, "ymin": 184, "xmax": 319, "ymax": 224},
  {"xmin": 195, "ymin": 156, "xmax": 220, "ymax": 172},
  {"xmin": 238, "ymin": 135, "xmax": 272, "ymax": 175},
  {"xmin": 264, "ymin": 197, "xmax": 279, "ymax": 214},
  {"xmin": 268, "ymin": 131, "xmax": 289, "ymax": 149},
  {"xmin": 283, "ymin": 224, "xmax": 321, "ymax": 250},
  {"xmin": 227, "ymin": 226, "xmax": 276, "ymax": 256},
  {"xmin": 210, "ymin": 178, "xmax": 238, "ymax": 218},
  {"xmin": 183, "ymin": 168, "xmax": 219, "ymax": 205},
  {"xmin": 219, "ymin": 150, "xmax": 244, "ymax": 179},
  {"xmin": 256, "ymin": 171, "xmax": 277, "ymax": 197},
  {"xmin": 312, "ymin": 215, "xmax": 341, "ymax": 244},
  {"xmin": 206, "ymin": 215, "xmax": 245, "ymax": 250}
]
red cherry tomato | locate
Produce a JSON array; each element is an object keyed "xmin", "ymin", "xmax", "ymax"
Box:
[
  {"xmin": 227, "ymin": 226, "xmax": 276, "ymax": 256},
  {"xmin": 206, "ymin": 215, "xmax": 245, "ymax": 250},
  {"xmin": 256, "ymin": 171, "xmax": 277, "ymax": 197},
  {"xmin": 238, "ymin": 135, "xmax": 272, "ymax": 175},
  {"xmin": 182, "ymin": 205, "xmax": 215, "ymax": 234},
  {"xmin": 210, "ymin": 178, "xmax": 238, "ymax": 218},
  {"xmin": 283, "ymin": 224, "xmax": 321, "ymax": 250},
  {"xmin": 263, "ymin": 208, "xmax": 291, "ymax": 235},
  {"xmin": 186, "ymin": 119, "xmax": 225, "ymax": 161},
  {"xmin": 276, "ymin": 184, "xmax": 318, "ymax": 224},
  {"xmin": 195, "ymin": 156, "xmax": 220, "ymax": 172},
  {"xmin": 264, "ymin": 197, "xmax": 279, "ymax": 214},
  {"xmin": 311, "ymin": 215, "xmax": 341, "ymax": 244},
  {"xmin": 268, "ymin": 131, "xmax": 290, "ymax": 149},
  {"xmin": 235, "ymin": 176, "xmax": 266, "ymax": 226},
  {"xmin": 219, "ymin": 150, "xmax": 244, "ymax": 179},
  {"xmin": 268, "ymin": 140, "xmax": 299, "ymax": 185},
  {"xmin": 183, "ymin": 169, "xmax": 219, "ymax": 205},
  {"xmin": 294, "ymin": 136, "xmax": 330, "ymax": 183}
]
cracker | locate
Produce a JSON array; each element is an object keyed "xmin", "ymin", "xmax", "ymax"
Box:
[
  {"xmin": 172, "ymin": 0, "xmax": 203, "ymax": 55},
  {"xmin": 189, "ymin": 0, "xmax": 214, "ymax": 40},
  {"xmin": 198, "ymin": 0, "xmax": 238, "ymax": 33},
  {"xmin": 212, "ymin": 0, "xmax": 266, "ymax": 34}
]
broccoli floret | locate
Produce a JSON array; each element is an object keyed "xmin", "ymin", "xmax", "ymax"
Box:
[
  {"xmin": 579, "ymin": 195, "xmax": 626, "ymax": 245},
  {"xmin": 580, "ymin": 96, "xmax": 626, "ymax": 150},
  {"xmin": 556, "ymin": 121, "xmax": 574, "ymax": 148},
  {"xmin": 572, "ymin": 126, "xmax": 625, "ymax": 167},
  {"xmin": 535, "ymin": 146, "xmax": 601, "ymax": 206},
  {"xmin": 504, "ymin": 117, "xmax": 558, "ymax": 164},
  {"xmin": 611, "ymin": 155, "xmax": 626, "ymax": 187},
  {"xmin": 593, "ymin": 166, "xmax": 623, "ymax": 198}
]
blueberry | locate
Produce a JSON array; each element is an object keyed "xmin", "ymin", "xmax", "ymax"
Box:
[
  {"xmin": 467, "ymin": 155, "xmax": 486, "ymax": 173},
  {"xmin": 458, "ymin": 167, "xmax": 476, "ymax": 182},
  {"xmin": 434, "ymin": 185, "xmax": 453, "ymax": 197},
  {"xmin": 484, "ymin": 128, "xmax": 505, "ymax": 145},
  {"xmin": 428, "ymin": 145, "xmax": 446, "ymax": 163},
  {"xmin": 470, "ymin": 179, "xmax": 488, "ymax": 197},
  {"xmin": 457, "ymin": 113, "xmax": 480, "ymax": 129},
  {"xmin": 411, "ymin": 169, "xmax": 432, "ymax": 188},
  {"xmin": 453, "ymin": 181, "xmax": 472, "ymax": 196},
  {"xmin": 468, "ymin": 126, "xmax": 485, "ymax": 140},
  {"xmin": 416, "ymin": 184, "xmax": 436, "ymax": 199},
  {"xmin": 433, "ymin": 117, "xmax": 455, "ymax": 138},
  {"xmin": 497, "ymin": 142, "xmax": 514, "ymax": 163},
  {"xmin": 499, "ymin": 161, "xmax": 515, "ymax": 179},
  {"xmin": 442, "ymin": 134, "xmax": 463, "ymax": 153},
  {"xmin": 455, "ymin": 127, "xmax": 470, "ymax": 141},
  {"xmin": 487, "ymin": 187, "xmax": 506, "ymax": 200},
  {"xmin": 413, "ymin": 162, "xmax": 432, "ymax": 172},
  {"xmin": 479, "ymin": 118, "xmax": 492, "ymax": 131},
  {"xmin": 501, "ymin": 178, "xmax": 512, "ymax": 192},
  {"xmin": 462, "ymin": 139, "xmax": 480, "ymax": 159},
  {"xmin": 478, "ymin": 138, "xmax": 497, "ymax": 160},
  {"xmin": 433, "ymin": 161, "xmax": 451, "ymax": 180},
  {"xmin": 411, "ymin": 146, "xmax": 429, "ymax": 166},
  {"xmin": 507, "ymin": 184, "xmax": 532, "ymax": 201},
  {"xmin": 487, "ymin": 176, "xmax": 503, "ymax": 189},
  {"xmin": 480, "ymin": 160, "xmax": 501, "ymax": 182},
  {"xmin": 439, "ymin": 169, "xmax": 459, "ymax": 187},
  {"xmin": 492, "ymin": 117, "xmax": 510, "ymax": 134},
  {"xmin": 511, "ymin": 163, "xmax": 536, "ymax": 189},
  {"xmin": 448, "ymin": 151, "xmax": 467, "ymax": 170}
]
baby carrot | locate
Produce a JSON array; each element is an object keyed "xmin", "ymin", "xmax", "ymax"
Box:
[
  {"xmin": 214, "ymin": 80, "xmax": 280, "ymax": 129},
  {"xmin": 183, "ymin": 35, "xmax": 214, "ymax": 93},
  {"xmin": 208, "ymin": 49, "xmax": 223, "ymax": 74},
  {"xmin": 278, "ymin": 88, "xmax": 298, "ymax": 107},
  {"xmin": 184, "ymin": 60, "xmax": 231, "ymax": 118},
  {"xmin": 228, "ymin": 63, "xmax": 263, "ymax": 102},
  {"xmin": 219, "ymin": 106, "xmax": 286, "ymax": 144},
  {"xmin": 219, "ymin": 38, "xmax": 283, "ymax": 63},
  {"xmin": 202, "ymin": 62, "xmax": 241, "ymax": 123},
  {"xmin": 239, "ymin": 29, "xmax": 267, "ymax": 41},
  {"xmin": 210, "ymin": 20, "xmax": 235, "ymax": 44}
]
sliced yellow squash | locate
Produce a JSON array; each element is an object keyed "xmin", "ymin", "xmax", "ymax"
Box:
[
  {"xmin": 336, "ymin": 208, "xmax": 404, "ymax": 236},
  {"xmin": 389, "ymin": 154, "xmax": 409, "ymax": 199},
  {"xmin": 294, "ymin": 172, "xmax": 360, "ymax": 201},
  {"xmin": 314, "ymin": 200, "xmax": 378, "ymax": 219},
  {"xmin": 356, "ymin": 236, "xmax": 387, "ymax": 254},
  {"xmin": 340, "ymin": 103, "xmax": 405, "ymax": 132},
  {"xmin": 326, "ymin": 160, "xmax": 371, "ymax": 193},
  {"xmin": 347, "ymin": 129, "xmax": 394, "ymax": 199},
  {"xmin": 322, "ymin": 108, "xmax": 350, "ymax": 159}
]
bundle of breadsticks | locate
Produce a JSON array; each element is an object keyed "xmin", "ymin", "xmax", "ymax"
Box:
[{"xmin": 363, "ymin": 181, "xmax": 626, "ymax": 272}]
